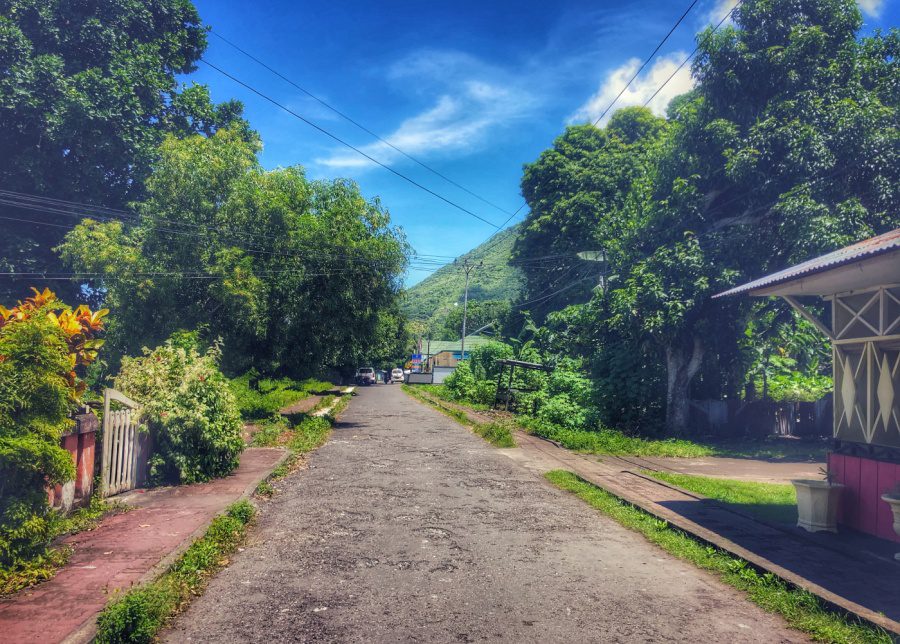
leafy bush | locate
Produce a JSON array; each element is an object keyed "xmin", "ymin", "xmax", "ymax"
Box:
[
  {"xmin": 444, "ymin": 361, "xmax": 478, "ymax": 401},
  {"xmin": 0, "ymin": 289, "xmax": 106, "ymax": 569},
  {"xmin": 115, "ymin": 336, "xmax": 243, "ymax": 485}
]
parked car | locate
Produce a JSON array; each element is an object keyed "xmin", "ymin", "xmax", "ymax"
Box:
[
  {"xmin": 390, "ymin": 368, "xmax": 405, "ymax": 384},
  {"xmin": 356, "ymin": 367, "xmax": 376, "ymax": 386}
]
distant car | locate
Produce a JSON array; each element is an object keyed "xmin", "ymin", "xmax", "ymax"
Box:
[
  {"xmin": 390, "ymin": 368, "xmax": 404, "ymax": 384},
  {"xmin": 356, "ymin": 367, "xmax": 376, "ymax": 386}
]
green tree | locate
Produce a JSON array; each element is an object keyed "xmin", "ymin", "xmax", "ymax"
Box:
[
  {"xmin": 58, "ymin": 128, "xmax": 409, "ymax": 377},
  {"xmin": 517, "ymin": 0, "xmax": 899, "ymax": 435},
  {"xmin": 514, "ymin": 108, "xmax": 669, "ymax": 317},
  {"xmin": 438, "ymin": 299, "xmax": 510, "ymax": 340},
  {"xmin": 0, "ymin": 0, "xmax": 248, "ymax": 301}
]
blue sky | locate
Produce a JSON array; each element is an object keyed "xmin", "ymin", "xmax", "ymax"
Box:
[{"xmin": 189, "ymin": 0, "xmax": 897, "ymax": 286}]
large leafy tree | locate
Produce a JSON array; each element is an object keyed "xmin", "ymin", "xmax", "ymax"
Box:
[
  {"xmin": 615, "ymin": 0, "xmax": 900, "ymax": 433},
  {"xmin": 58, "ymin": 128, "xmax": 410, "ymax": 377},
  {"xmin": 0, "ymin": 0, "xmax": 247, "ymax": 301},
  {"xmin": 514, "ymin": 108, "xmax": 668, "ymax": 316},
  {"xmin": 516, "ymin": 0, "xmax": 899, "ymax": 435}
]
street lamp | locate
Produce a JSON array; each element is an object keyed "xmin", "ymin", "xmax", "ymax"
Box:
[{"xmin": 577, "ymin": 250, "xmax": 608, "ymax": 291}]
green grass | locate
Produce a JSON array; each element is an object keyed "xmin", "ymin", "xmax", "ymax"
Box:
[
  {"xmin": 646, "ymin": 471, "xmax": 798, "ymax": 525},
  {"xmin": 95, "ymin": 500, "xmax": 255, "ymax": 644},
  {"xmin": 260, "ymin": 392, "xmax": 353, "ymax": 483},
  {"xmin": 228, "ymin": 374, "xmax": 332, "ymax": 420},
  {"xmin": 474, "ymin": 422, "xmax": 516, "ymax": 448},
  {"xmin": 519, "ymin": 416, "xmax": 715, "ymax": 458},
  {"xmin": 546, "ymin": 471, "xmax": 890, "ymax": 644},
  {"xmin": 403, "ymin": 384, "xmax": 516, "ymax": 448}
]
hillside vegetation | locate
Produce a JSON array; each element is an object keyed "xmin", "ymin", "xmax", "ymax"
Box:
[{"xmin": 402, "ymin": 224, "xmax": 523, "ymax": 324}]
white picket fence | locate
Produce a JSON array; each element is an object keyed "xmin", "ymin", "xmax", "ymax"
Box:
[{"xmin": 101, "ymin": 388, "xmax": 142, "ymax": 497}]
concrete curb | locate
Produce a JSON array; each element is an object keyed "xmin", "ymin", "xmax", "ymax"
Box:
[{"xmin": 62, "ymin": 448, "xmax": 291, "ymax": 644}]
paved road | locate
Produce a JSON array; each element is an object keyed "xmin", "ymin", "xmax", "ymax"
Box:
[{"xmin": 164, "ymin": 385, "xmax": 804, "ymax": 643}]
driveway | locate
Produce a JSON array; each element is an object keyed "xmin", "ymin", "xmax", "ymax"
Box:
[{"xmin": 163, "ymin": 385, "xmax": 804, "ymax": 643}]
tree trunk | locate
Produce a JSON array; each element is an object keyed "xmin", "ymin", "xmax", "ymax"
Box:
[{"xmin": 665, "ymin": 336, "xmax": 704, "ymax": 435}]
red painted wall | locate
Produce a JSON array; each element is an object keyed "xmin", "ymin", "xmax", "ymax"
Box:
[{"xmin": 829, "ymin": 452, "xmax": 900, "ymax": 543}]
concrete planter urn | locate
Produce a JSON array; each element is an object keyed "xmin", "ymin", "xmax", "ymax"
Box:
[
  {"xmin": 792, "ymin": 479, "xmax": 845, "ymax": 533},
  {"xmin": 880, "ymin": 494, "xmax": 900, "ymax": 561}
]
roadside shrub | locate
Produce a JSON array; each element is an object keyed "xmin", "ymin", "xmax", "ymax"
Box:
[
  {"xmin": 115, "ymin": 336, "xmax": 243, "ymax": 485},
  {"xmin": 444, "ymin": 361, "xmax": 477, "ymax": 400},
  {"xmin": 0, "ymin": 289, "xmax": 106, "ymax": 569}
]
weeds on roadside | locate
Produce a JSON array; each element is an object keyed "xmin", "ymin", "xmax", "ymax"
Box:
[
  {"xmin": 0, "ymin": 491, "xmax": 129, "ymax": 598},
  {"xmin": 546, "ymin": 470, "xmax": 891, "ymax": 644},
  {"xmin": 403, "ymin": 384, "xmax": 516, "ymax": 448},
  {"xmin": 95, "ymin": 500, "xmax": 256, "ymax": 644}
]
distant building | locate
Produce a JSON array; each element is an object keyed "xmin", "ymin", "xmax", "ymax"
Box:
[{"xmin": 421, "ymin": 335, "xmax": 494, "ymax": 371}]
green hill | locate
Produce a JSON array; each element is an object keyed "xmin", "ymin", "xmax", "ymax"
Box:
[{"xmin": 403, "ymin": 224, "xmax": 523, "ymax": 324}]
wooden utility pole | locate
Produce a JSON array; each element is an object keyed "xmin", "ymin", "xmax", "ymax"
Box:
[{"xmin": 458, "ymin": 258, "xmax": 482, "ymax": 360}]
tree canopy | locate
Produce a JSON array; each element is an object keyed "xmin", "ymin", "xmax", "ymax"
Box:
[
  {"xmin": 0, "ymin": 0, "xmax": 249, "ymax": 301},
  {"xmin": 58, "ymin": 128, "xmax": 410, "ymax": 377},
  {"xmin": 513, "ymin": 0, "xmax": 900, "ymax": 434}
]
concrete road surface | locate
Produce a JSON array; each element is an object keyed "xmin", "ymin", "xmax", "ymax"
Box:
[{"xmin": 164, "ymin": 385, "xmax": 804, "ymax": 643}]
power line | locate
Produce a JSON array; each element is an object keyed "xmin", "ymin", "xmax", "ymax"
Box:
[
  {"xmin": 642, "ymin": 0, "xmax": 741, "ymax": 109},
  {"xmin": 208, "ymin": 29, "xmax": 516, "ymax": 219},
  {"xmin": 466, "ymin": 0, "xmax": 709, "ymax": 263},
  {"xmin": 199, "ymin": 59, "xmax": 501, "ymax": 230},
  {"xmin": 591, "ymin": 0, "xmax": 702, "ymax": 126}
]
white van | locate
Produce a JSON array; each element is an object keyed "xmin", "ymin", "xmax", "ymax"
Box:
[{"xmin": 390, "ymin": 368, "xmax": 405, "ymax": 384}]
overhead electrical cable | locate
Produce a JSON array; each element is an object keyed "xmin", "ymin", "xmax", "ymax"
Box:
[
  {"xmin": 209, "ymin": 29, "xmax": 516, "ymax": 219},
  {"xmin": 468, "ymin": 0, "xmax": 707, "ymax": 263},
  {"xmin": 590, "ymin": 0, "xmax": 702, "ymax": 126},
  {"xmin": 199, "ymin": 59, "xmax": 501, "ymax": 229}
]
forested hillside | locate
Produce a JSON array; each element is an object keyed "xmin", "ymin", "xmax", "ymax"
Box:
[{"xmin": 402, "ymin": 224, "xmax": 524, "ymax": 326}]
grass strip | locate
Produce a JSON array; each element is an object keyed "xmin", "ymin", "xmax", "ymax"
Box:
[
  {"xmin": 522, "ymin": 417, "xmax": 714, "ymax": 457},
  {"xmin": 229, "ymin": 374, "xmax": 333, "ymax": 420},
  {"xmin": 94, "ymin": 500, "xmax": 255, "ymax": 644},
  {"xmin": 402, "ymin": 384, "xmax": 515, "ymax": 448},
  {"xmin": 645, "ymin": 471, "xmax": 798, "ymax": 525},
  {"xmin": 545, "ymin": 470, "xmax": 890, "ymax": 644},
  {"xmin": 260, "ymin": 390, "xmax": 352, "ymax": 483}
]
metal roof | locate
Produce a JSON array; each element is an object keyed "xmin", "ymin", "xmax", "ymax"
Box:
[
  {"xmin": 715, "ymin": 228, "xmax": 900, "ymax": 298},
  {"xmin": 423, "ymin": 335, "xmax": 495, "ymax": 356}
]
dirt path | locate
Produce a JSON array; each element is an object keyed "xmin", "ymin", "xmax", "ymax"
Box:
[{"xmin": 163, "ymin": 385, "xmax": 804, "ymax": 643}]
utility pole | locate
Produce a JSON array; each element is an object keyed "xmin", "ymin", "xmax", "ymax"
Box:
[{"xmin": 457, "ymin": 258, "xmax": 482, "ymax": 361}]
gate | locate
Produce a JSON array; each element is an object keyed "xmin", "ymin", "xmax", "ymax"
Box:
[{"xmin": 101, "ymin": 388, "xmax": 142, "ymax": 496}]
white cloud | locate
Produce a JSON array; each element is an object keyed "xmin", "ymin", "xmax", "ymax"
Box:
[
  {"xmin": 315, "ymin": 50, "xmax": 537, "ymax": 170},
  {"xmin": 704, "ymin": 0, "xmax": 740, "ymax": 25},
  {"xmin": 569, "ymin": 52, "xmax": 694, "ymax": 126},
  {"xmin": 857, "ymin": 0, "xmax": 884, "ymax": 17}
]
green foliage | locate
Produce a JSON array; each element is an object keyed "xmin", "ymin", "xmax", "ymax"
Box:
[
  {"xmin": 95, "ymin": 500, "xmax": 255, "ymax": 644},
  {"xmin": 0, "ymin": 545, "xmax": 69, "ymax": 597},
  {"xmin": 521, "ymin": 417, "xmax": 713, "ymax": 458},
  {"xmin": 547, "ymin": 471, "xmax": 888, "ymax": 643},
  {"xmin": 473, "ymin": 422, "xmax": 516, "ymax": 449},
  {"xmin": 0, "ymin": 0, "xmax": 249, "ymax": 302},
  {"xmin": 0, "ymin": 307, "xmax": 76, "ymax": 568},
  {"xmin": 646, "ymin": 472, "xmax": 797, "ymax": 525},
  {"xmin": 228, "ymin": 373, "xmax": 330, "ymax": 420},
  {"xmin": 513, "ymin": 0, "xmax": 899, "ymax": 434},
  {"xmin": 114, "ymin": 336, "xmax": 243, "ymax": 485},
  {"xmin": 59, "ymin": 128, "xmax": 409, "ymax": 375},
  {"xmin": 402, "ymin": 225, "xmax": 524, "ymax": 329},
  {"xmin": 436, "ymin": 300, "xmax": 511, "ymax": 341}
]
